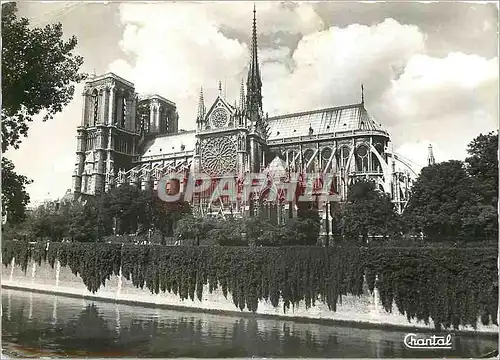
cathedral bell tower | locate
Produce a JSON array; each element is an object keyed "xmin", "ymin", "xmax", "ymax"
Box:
[{"xmin": 72, "ymin": 73, "xmax": 140, "ymax": 198}]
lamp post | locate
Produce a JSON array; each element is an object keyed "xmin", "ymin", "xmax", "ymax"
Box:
[{"xmin": 325, "ymin": 200, "xmax": 330, "ymax": 247}]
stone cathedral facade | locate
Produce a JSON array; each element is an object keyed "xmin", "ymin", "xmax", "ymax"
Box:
[{"xmin": 72, "ymin": 8, "xmax": 416, "ymax": 230}]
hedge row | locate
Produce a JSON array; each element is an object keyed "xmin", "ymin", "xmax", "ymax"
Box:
[{"xmin": 2, "ymin": 241, "xmax": 497, "ymax": 330}]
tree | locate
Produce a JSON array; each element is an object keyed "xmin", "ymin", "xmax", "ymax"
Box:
[
  {"xmin": 1, "ymin": 3, "xmax": 86, "ymax": 226},
  {"xmin": 1, "ymin": 157, "xmax": 32, "ymax": 224},
  {"xmin": 465, "ymin": 131, "xmax": 498, "ymax": 207},
  {"xmin": 464, "ymin": 132, "xmax": 498, "ymax": 239},
  {"xmin": 1, "ymin": 2, "xmax": 86, "ymax": 152},
  {"xmin": 2, "ymin": 214, "xmax": 35, "ymax": 241},
  {"xmin": 68, "ymin": 197, "xmax": 108, "ymax": 242},
  {"xmin": 101, "ymin": 185, "xmax": 141, "ymax": 235},
  {"xmin": 342, "ymin": 180, "xmax": 401, "ymax": 243},
  {"xmin": 238, "ymin": 217, "xmax": 278, "ymax": 246},
  {"xmin": 403, "ymin": 160, "xmax": 488, "ymax": 241},
  {"xmin": 174, "ymin": 214, "xmax": 218, "ymax": 246},
  {"xmin": 148, "ymin": 192, "xmax": 191, "ymax": 244},
  {"xmin": 294, "ymin": 200, "xmax": 321, "ymax": 245},
  {"xmin": 255, "ymin": 221, "xmax": 281, "ymax": 246},
  {"xmin": 329, "ymin": 201, "xmax": 344, "ymax": 243}
]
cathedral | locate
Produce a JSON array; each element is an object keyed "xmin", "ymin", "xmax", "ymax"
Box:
[{"xmin": 72, "ymin": 7, "xmax": 419, "ymax": 233}]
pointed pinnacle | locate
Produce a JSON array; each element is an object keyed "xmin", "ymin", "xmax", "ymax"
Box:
[{"xmin": 197, "ymin": 86, "xmax": 205, "ymax": 121}]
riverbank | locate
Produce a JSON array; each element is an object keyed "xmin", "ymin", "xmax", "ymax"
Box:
[
  {"xmin": 2, "ymin": 258, "xmax": 497, "ymax": 335},
  {"xmin": 1, "ymin": 345, "xmax": 52, "ymax": 359}
]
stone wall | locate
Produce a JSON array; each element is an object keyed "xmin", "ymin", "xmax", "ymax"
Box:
[{"xmin": 2, "ymin": 259, "xmax": 497, "ymax": 334}]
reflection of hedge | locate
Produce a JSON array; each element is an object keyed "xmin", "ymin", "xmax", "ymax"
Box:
[{"xmin": 2, "ymin": 241, "xmax": 497, "ymax": 330}]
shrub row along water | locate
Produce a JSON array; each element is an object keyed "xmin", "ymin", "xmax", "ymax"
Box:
[{"xmin": 2, "ymin": 241, "xmax": 497, "ymax": 330}]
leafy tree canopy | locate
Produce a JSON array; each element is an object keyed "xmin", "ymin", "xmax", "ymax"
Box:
[
  {"xmin": 1, "ymin": 3, "xmax": 86, "ymax": 227},
  {"xmin": 1, "ymin": 157, "xmax": 32, "ymax": 224},
  {"xmin": 1, "ymin": 2, "xmax": 86, "ymax": 152},
  {"xmin": 465, "ymin": 131, "xmax": 498, "ymax": 206},
  {"xmin": 342, "ymin": 179, "xmax": 401, "ymax": 242},
  {"xmin": 403, "ymin": 160, "xmax": 493, "ymax": 241},
  {"xmin": 174, "ymin": 214, "xmax": 218, "ymax": 245},
  {"xmin": 68, "ymin": 198, "xmax": 105, "ymax": 242}
]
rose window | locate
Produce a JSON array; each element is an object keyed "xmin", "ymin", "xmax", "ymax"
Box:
[
  {"xmin": 211, "ymin": 108, "xmax": 228, "ymax": 128},
  {"xmin": 201, "ymin": 136, "xmax": 237, "ymax": 176}
]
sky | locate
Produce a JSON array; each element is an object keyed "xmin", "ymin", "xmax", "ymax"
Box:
[{"xmin": 8, "ymin": 1, "xmax": 499, "ymax": 204}]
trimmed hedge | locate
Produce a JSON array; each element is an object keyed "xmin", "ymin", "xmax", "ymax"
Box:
[{"xmin": 2, "ymin": 241, "xmax": 497, "ymax": 330}]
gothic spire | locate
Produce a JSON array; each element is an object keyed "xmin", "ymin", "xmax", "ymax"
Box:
[
  {"xmin": 218, "ymin": 81, "xmax": 223, "ymax": 97},
  {"xmin": 196, "ymin": 87, "xmax": 205, "ymax": 124},
  {"xmin": 427, "ymin": 144, "xmax": 436, "ymax": 166},
  {"xmin": 246, "ymin": 3, "xmax": 262, "ymax": 115},
  {"xmin": 239, "ymin": 79, "xmax": 245, "ymax": 110},
  {"xmin": 361, "ymin": 83, "xmax": 364, "ymax": 104}
]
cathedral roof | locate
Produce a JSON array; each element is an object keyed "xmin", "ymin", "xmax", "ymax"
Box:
[
  {"xmin": 267, "ymin": 103, "xmax": 387, "ymax": 141},
  {"xmin": 143, "ymin": 94, "xmax": 176, "ymax": 106},
  {"xmin": 265, "ymin": 155, "xmax": 287, "ymax": 177},
  {"xmin": 140, "ymin": 130, "xmax": 196, "ymax": 159}
]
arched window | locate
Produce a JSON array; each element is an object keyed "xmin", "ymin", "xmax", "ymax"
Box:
[
  {"xmin": 83, "ymin": 173, "xmax": 88, "ymax": 193},
  {"xmin": 338, "ymin": 146, "xmax": 350, "ymax": 169},
  {"xmin": 303, "ymin": 149, "xmax": 314, "ymax": 168},
  {"xmin": 321, "ymin": 147, "xmax": 333, "ymax": 171},
  {"xmin": 152, "ymin": 107, "xmax": 157, "ymax": 132},
  {"xmin": 288, "ymin": 150, "xmax": 298, "ymax": 169},
  {"xmin": 372, "ymin": 156, "xmax": 381, "ymax": 173},
  {"xmin": 92, "ymin": 90, "xmax": 99, "ymax": 126},
  {"xmin": 374, "ymin": 143, "xmax": 384, "ymax": 155},
  {"xmin": 355, "ymin": 145, "xmax": 369, "ymax": 172},
  {"xmin": 144, "ymin": 114, "xmax": 150, "ymax": 133},
  {"xmin": 159, "ymin": 107, "xmax": 164, "ymax": 133},
  {"xmin": 121, "ymin": 96, "xmax": 127, "ymax": 128}
]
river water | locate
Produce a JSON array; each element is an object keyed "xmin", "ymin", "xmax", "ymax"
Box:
[{"xmin": 1, "ymin": 289, "xmax": 497, "ymax": 358}]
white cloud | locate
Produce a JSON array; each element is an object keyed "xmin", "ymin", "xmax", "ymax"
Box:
[
  {"xmin": 108, "ymin": 2, "xmax": 324, "ymax": 128},
  {"xmin": 198, "ymin": 2, "xmax": 324, "ymax": 35},
  {"xmin": 379, "ymin": 52, "xmax": 498, "ymax": 166},
  {"xmin": 109, "ymin": 3, "xmax": 253, "ymax": 129},
  {"xmin": 380, "ymin": 52, "xmax": 498, "ymax": 122},
  {"xmin": 261, "ymin": 18, "xmax": 427, "ymax": 115},
  {"xmin": 110, "ymin": 10, "xmax": 429, "ymax": 130},
  {"xmin": 260, "ymin": 46, "xmax": 291, "ymax": 64}
]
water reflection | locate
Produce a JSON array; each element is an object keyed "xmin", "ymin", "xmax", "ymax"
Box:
[{"xmin": 2, "ymin": 289, "xmax": 497, "ymax": 358}]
